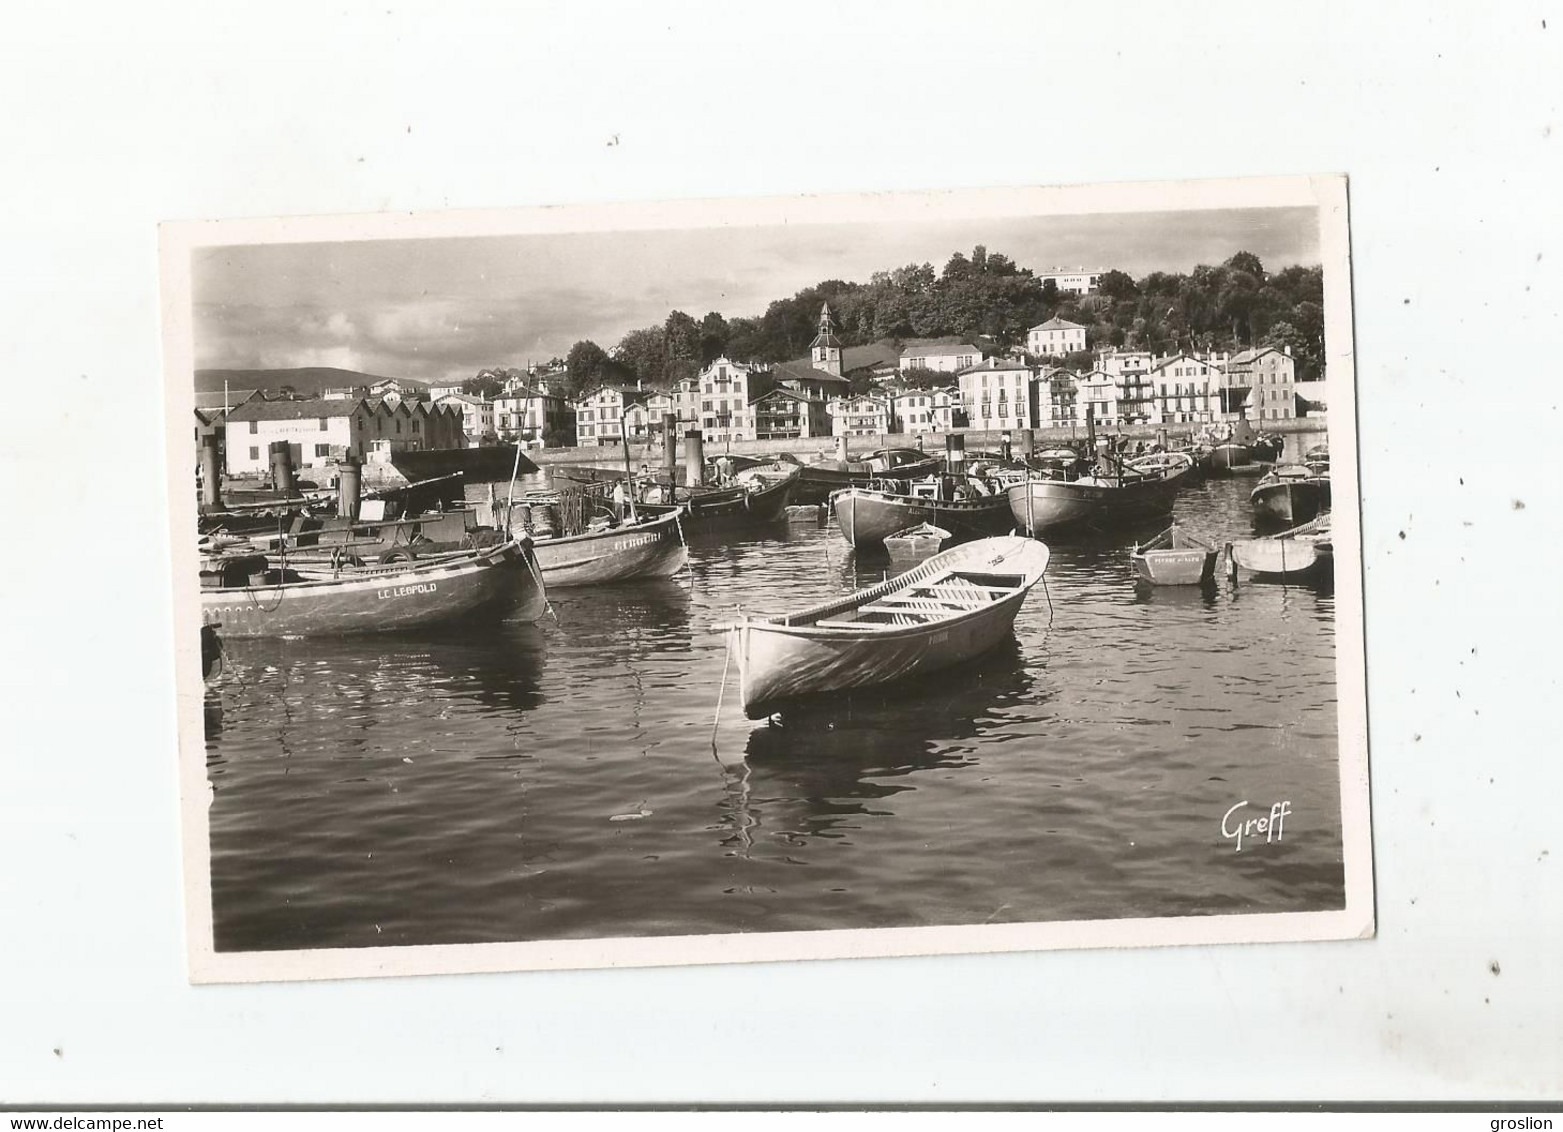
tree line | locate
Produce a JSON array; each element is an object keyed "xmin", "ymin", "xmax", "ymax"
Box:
[{"xmin": 465, "ymin": 246, "xmax": 1325, "ymax": 403}]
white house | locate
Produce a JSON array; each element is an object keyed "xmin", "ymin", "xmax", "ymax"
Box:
[
  {"xmin": 1075, "ymin": 370, "xmax": 1119, "ymax": 427},
  {"xmin": 222, "ymin": 397, "xmax": 373, "ymax": 476},
  {"xmin": 494, "ymin": 385, "xmax": 572, "ymax": 445},
  {"xmin": 1225, "ymin": 346, "xmax": 1298, "ymax": 422},
  {"xmin": 1027, "ymin": 317, "xmax": 1087, "ymax": 358},
  {"xmin": 1036, "ymin": 268, "xmax": 1103, "ymax": 295},
  {"xmin": 889, "ymin": 386, "xmax": 958, "ymax": 434},
  {"xmin": 1040, "ymin": 367, "xmax": 1078, "ymax": 428},
  {"xmin": 694, "ymin": 356, "xmax": 767, "ymax": 443},
  {"xmin": 435, "ymin": 393, "xmax": 495, "ymax": 446},
  {"xmin": 899, "ymin": 341, "xmax": 983, "ymax": 374},
  {"xmin": 574, "ymin": 386, "xmax": 636, "ymax": 447},
  {"xmin": 957, "ymin": 359, "xmax": 1037, "ymax": 432},
  {"xmin": 828, "ymin": 395, "xmax": 892, "ymax": 437},
  {"xmin": 1147, "ymin": 354, "xmax": 1227, "ymax": 424},
  {"xmin": 752, "ymin": 387, "xmax": 828, "ymax": 440}
]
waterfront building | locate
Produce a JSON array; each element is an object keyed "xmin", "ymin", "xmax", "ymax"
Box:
[
  {"xmin": 435, "ymin": 393, "xmax": 495, "ymax": 447},
  {"xmin": 899, "ymin": 340, "xmax": 984, "ymax": 374},
  {"xmin": 1027, "ymin": 316, "xmax": 1087, "ymax": 358},
  {"xmin": 752, "ymin": 387, "xmax": 828, "ymax": 440},
  {"xmin": 1036, "ymin": 267, "xmax": 1103, "ymax": 295},
  {"xmin": 573, "ymin": 385, "xmax": 643, "ymax": 447},
  {"xmin": 1075, "ymin": 370, "xmax": 1120, "ymax": 428},
  {"xmin": 828, "ymin": 394, "xmax": 892, "ymax": 437},
  {"xmin": 223, "ymin": 397, "xmax": 372, "ymax": 475},
  {"xmin": 1096, "ymin": 349, "xmax": 1156, "ymax": 379},
  {"xmin": 889, "ymin": 385, "xmax": 958, "ymax": 434},
  {"xmin": 1040, "ymin": 367, "xmax": 1078, "ymax": 428},
  {"xmin": 693, "ymin": 356, "xmax": 767, "ymax": 443},
  {"xmin": 1225, "ymin": 345, "xmax": 1298, "ymax": 421},
  {"xmin": 957, "ymin": 358, "xmax": 1038, "ymax": 432},
  {"xmin": 1146, "ymin": 353, "xmax": 1226, "ymax": 424},
  {"xmin": 494, "ymin": 385, "xmax": 572, "ymax": 446}
]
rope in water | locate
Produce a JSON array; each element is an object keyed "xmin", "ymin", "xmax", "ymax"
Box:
[{"xmin": 711, "ymin": 625, "xmax": 735, "ymax": 759}]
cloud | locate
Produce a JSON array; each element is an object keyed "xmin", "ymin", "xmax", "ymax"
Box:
[{"xmin": 191, "ymin": 205, "xmax": 1320, "ymax": 382}]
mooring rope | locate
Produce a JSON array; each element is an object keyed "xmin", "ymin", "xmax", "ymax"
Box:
[{"xmin": 711, "ymin": 623, "xmax": 735, "ymax": 759}]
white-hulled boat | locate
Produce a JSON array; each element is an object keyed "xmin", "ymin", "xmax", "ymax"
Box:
[
  {"xmin": 1130, "ymin": 523, "xmax": 1218, "ymax": 585},
  {"xmin": 1230, "ymin": 516, "xmax": 1333, "ymax": 579},
  {"xmin": 720, "ymin": 535, "xmax": 1050, "ymax": 717}
]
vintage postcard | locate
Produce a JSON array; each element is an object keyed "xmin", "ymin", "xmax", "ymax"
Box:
[{"xmin": 161, "ymin": 174, "xmax": 1372, "ymax": 982}]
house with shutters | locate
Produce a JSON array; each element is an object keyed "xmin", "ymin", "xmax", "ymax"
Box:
[
  {"xmin": 1027, "ymin": 316, "xmax": 1088, "ymax": 358},
  {"xmin": 1147, "ymin": 353, "xmax": 1228, "ymax": 424},
  {"xmin": 828, "ymin": 394, "xmax": 892, "ymax": 437},
  {"xmin": 888, "ymin": 385, "xmax": 959, "ymax": 434},
  {"xmin": 1224, "ymin": 345, "xmax": 1298, "ymax": 422},
  {"xmin": 956, "ymin": 358, "xmax": 1038, "ymax": 431},
  {"xmin": 899, "ymin": 340, "xmax": 984, "ymax": 375}
]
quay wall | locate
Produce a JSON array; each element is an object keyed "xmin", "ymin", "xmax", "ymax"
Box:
[{"xmin": 528, "ymin": 417, "xmax": 1330, "ymax": 469}]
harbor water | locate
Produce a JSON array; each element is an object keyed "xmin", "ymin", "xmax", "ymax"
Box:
[{"xmin": 203, "ymin": 475, "xmax": 1344, "ymax": 952}]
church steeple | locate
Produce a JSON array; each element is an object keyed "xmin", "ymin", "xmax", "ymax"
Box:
[{"xmin": 809, "ymin": 301, "xmax": 842, "ymax": 377}]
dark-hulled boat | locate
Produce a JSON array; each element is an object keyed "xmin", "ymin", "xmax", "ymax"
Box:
[
  {"xmin": 1007, "ymin": 462, "xmax": 1192, "ymax": 537},
  {"xmin": 718, "ymin": 535, "xmax": 1050, "ymax": 717},
  {"xmin": 792, "ymin": 447, "xmax": 942, "ymax": 505},
  {"xmin": 200, "ymin": 538, "xmax": 544, "ymax": 638},
  {"xmin": 388, "ymin": 444, "xmax": 539, "ymax": 484},
  {"xmin": 1130, "ymin": 523, "xmax": 1218, "ymax": 585},
  {"xmin": 639, "ymin": 463, "xmax": 800, "ymax": 531},
  {"xmin": 830, "ymin": 477, "xmax": 1012, "ymax": 550},
  {"xmin": 1250, "ymin": 465, "xmax": 1329, "ymax": 525},
  {"xmin": 527, "ymin": 505, "xmax": 689, "ymax": 587}
]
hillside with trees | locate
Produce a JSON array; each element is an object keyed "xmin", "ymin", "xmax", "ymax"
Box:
[{"xmin": 533, "ymin": 247, "xmax": 1325, "ymax": 401}]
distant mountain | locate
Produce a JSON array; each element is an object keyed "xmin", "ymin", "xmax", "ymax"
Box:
[{"xmin": 194, "ymin": 367, "xmax": 430, "ymax": 399}]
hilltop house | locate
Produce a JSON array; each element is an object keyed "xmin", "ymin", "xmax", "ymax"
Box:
[
  {"xmin": 899, "ymin": 340, "xmax": 983, "ymax": 375},
  {"xmin": 1027, "ymin": 317, "xmax": 1087, "ymax": 358}
]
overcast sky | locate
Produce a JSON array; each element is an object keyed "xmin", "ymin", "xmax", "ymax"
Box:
[{"xmin": 192, "ymin": 205, "xmax": 1319, "ymax": 382}]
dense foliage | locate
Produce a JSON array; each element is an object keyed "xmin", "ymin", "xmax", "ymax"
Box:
[{"xmin": 514, "ymin": 247, "xmax": 1324, "ymax": 401}]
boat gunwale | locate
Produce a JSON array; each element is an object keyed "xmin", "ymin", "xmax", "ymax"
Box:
[
  {"xmin": 202, "ymin": 538, "xmax": 527, "ymax": 597},
  {"xmin": 728, "ymin": 537, "xmax": 1047, "ymax": 638}
]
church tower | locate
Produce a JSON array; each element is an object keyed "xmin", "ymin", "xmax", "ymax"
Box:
[{"xmin": 809, "ymin": 301, "xmax": 843, "ymax": 377}]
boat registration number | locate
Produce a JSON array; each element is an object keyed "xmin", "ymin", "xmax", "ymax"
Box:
[
  {"xmin": 612, "ymin": 534, "xmax": 656, "ymax": 551},
  {"xmin": 379, "ymin": 582, "xmax": 437, "ymax": 599}
]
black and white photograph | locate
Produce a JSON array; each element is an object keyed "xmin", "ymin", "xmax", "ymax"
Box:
[{"xmin": 163, "ymin": 175, "xmax": 1371, "ymax": 982}]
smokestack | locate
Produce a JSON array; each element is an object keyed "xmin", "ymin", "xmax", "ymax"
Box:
[
  {"xmin": 199, "ymin": 431, "xmax": 222, "ymax": 509},
  {"xmin": 269, "ymin": 440, "xmax": 296, "ymax": 496},
  {"xmin": 684, "ymin": 429, "xmax": 704, "ymax": 488},
  {"xmin": 662, "ymin": 413, "xmax": 678, "ymax": 483}
]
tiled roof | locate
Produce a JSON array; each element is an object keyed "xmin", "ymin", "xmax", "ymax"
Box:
[
  {"xmin": 773, "ymin": 360, "xmax": 848, "ymax": 385},
  {"xmin": 900, "ymin": 341, "xmax": 981, "ymax": 358},
  {"xmin": 750, "ymin": 386, "xmax": 821, "ymax": 406},
  {"xmin": 224, "ymin": 397, "xmax": 362, "ymax": 422},
  {"xmin": 1029, "ymin": 317, "xmax": 1085, "ymax": 332}
]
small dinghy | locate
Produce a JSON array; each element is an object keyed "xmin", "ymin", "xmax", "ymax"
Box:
[
  {"xmin": 1230, "ymin": 516, "xmax": 1333, "ymax": 579},
  {"xmin": 1130, "ymin": 523, "xmax": 1218, "ymax": 585},
  {"xmin": 882, "ymin": 523, "xmax": 952, "ymax": 554},
  {"xmin": 719, "ymin": 535, "xmax": 1050, "ymax": 717}
]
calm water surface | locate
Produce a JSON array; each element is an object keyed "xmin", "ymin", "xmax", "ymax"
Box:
[{"xmin": 204, "ymin": 475, "xmax": 1343, "ymax": 951}]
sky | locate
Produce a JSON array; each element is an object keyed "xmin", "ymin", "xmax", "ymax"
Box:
[{"xmin": 191, "ymin": 205, "xmax": 1320, "ymax": 383}]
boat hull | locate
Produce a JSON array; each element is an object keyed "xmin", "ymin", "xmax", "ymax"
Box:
[
  {"xmin": 201, "ymin": 540, "xmax": 544, "ymax": 638},
  {"xmin": 793, "ymin": 455, "xmax": 942, "ymax": 505},
  {"xmin": 531, "ymin": 508, "xmax": 688, "ymax": 586},
  {"xmin": 1132, "ymin": 547, "xmax": 1216, "ymax": 585},
  {"xmin": 1007, "ymin": 467, "xmax": 1188, "ymax": 536},
  {"xmin": 682, "ymin": 468, "xmax": 798, "ymax": 530},
  {"xmin": 733, "ymin": 594, "xmax": 1025, "ymax": 716},
  {"xmin": 1251, "ymin": 479, "xmax": 1327, "ymax": 524},
  {"xmin": 831, "ymin": 487, "xmax": 1012, "ymax": 549}
]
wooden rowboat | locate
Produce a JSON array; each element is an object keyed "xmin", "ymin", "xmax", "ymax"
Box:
[
  {"xmin": 1230, "ymin": 516, "xmax": 1333, "ymax": 579},
  {"xmin": 644, "ymin": 462, "xmax": 800, "ymax": 530},
  {"xmin": 1007, "ymin": 462, "xmax": 1191, "ymax": 536},
  {"xmin": 200, "ymin": 538, "xmax": 544, "ymax": 638},
  {"xmin": 528, "ymin": 506, "xmax": 688, "ymax": 587},
  {"xmin": 721, "ymin": 535, "xmax": 1050, "ymax": 717},
  {"xmin": 882, "ymin": 523, "xmax": 951, "ymax": 554},
  {"xmin": 1130, "ymin": 524, "xmax": 1218, "ymax": 585},
  {"xmin": 830, "ymin": 478, "xmax": 1011, "ymax": 549}
]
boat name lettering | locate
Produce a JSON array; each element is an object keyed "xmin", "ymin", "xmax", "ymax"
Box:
[
  {"xmin": 1220, "ymin": 800, "xmax": 1291, "ymax": 852},
  {"xmin": 378, "ymin": 582, "xmax": 438, "ymax": 600},
  {"xmin": 613, "ymin": 534, "xmax": 656, "ymax": 551}
]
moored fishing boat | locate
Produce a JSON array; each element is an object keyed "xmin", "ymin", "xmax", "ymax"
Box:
[
  {"xmin": 1130, "ymin": 523, "xmax": 1218, "ymax": 585},
  {"xmin": 1007, "ymin": 461, "xmax": 1191, "ymax": 537},
  {"xmin": 1250, "ymin": 464, "xmax": 1329, "ymax": 524},
  {"xmin": 719, "ymin": 535, "xmax": 1050, "ymax": 717},
  {"xmin": 1230, "ymin": 515, "xmax": 1333, "ymax": 579},
  {"xmin": 1127, "ymin": 450, "xmax": 1199, "ymax": 478},
  {"xmin": 792, "ymin": 447, "xmax": 942, "ymax": 505},
  {"xmin": 1210, "ymin": 442, "xmax": 1258, "ymax": 474},
  {"xmin": 639, "ymin": 462, "xmax": 800, "ymax": 530},
  {"xmin": 526, "ymin": 505, "xmax": 689, "ymax": 587},
  {"xmin": 830, "ymin": 476, "xmax": 1012, "ymax": 549},
  {"xmin": 200, "ymin": 538, "xmax": 544, "ymax": 638}
]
